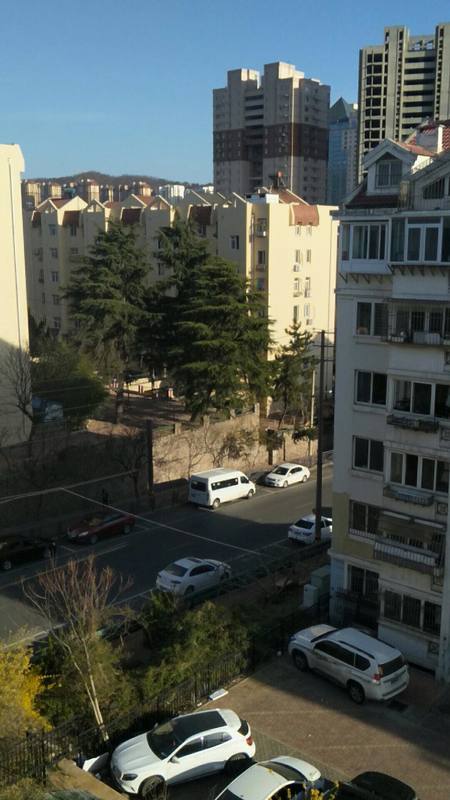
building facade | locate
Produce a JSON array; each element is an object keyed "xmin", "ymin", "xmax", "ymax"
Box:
[
  {"xmin": 358, "ymin": 23, "xmax": 450, "ymax": 180},
  {"xmin": 0, "ymin": 144, "xmax": 32, "ymax": 444},
  {"xmin": 213, "ymin": 62, "xmax": 330, "ymax": 204},
  {"xmin": 327, "ymin": 98, "xmax": 358, "ymax": 204},
  {"xmin": 24, "ymin": 188, "xmax": 337, "ymax": 382},
  {"xmin": 330, "ymin": 124, "xmax": 450, "ymax": 677}
]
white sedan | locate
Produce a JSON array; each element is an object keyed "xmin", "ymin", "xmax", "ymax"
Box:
[
  {"xmin": 156, "ymin": 557, "xmax": 231, "ymax": 597},
  {"xmin": 214, "ymin": 755, "xmax": 322, "ymax": 800},
  {"xmin": 264, "ymin": 463, "xmax": 310, "ymax": 488},
  {"xmin": 111, "ymin": 708, "xmax": 255, "ymax": 798},
  {"xmin": 288, "ymin": 514, "xmax": 333, "ymax": 544}
]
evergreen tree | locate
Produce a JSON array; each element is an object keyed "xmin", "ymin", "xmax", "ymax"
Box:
[
  {"xmin": 64, "ymin": 220, "xmax": 149, "ymax": 379},
  {"xmin": 271, "ymin": 322, "xmax": 317, "ymax": 428}
]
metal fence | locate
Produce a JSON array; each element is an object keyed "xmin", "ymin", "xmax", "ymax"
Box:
[{"xmin": 0, "ymin": 597, "xmax": 329, "ymax": 788}]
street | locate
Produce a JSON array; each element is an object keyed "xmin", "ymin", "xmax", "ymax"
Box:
[{"xmin": 0, "ymin": 467, "xmax": 333, "ymax": 640}]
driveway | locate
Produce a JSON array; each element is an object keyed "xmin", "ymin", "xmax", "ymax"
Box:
[{"xmin": 171, "ymin": 656, "xmax": 450, "ymax": 800}]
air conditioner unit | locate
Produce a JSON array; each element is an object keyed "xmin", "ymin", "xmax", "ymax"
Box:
[{"xmin": 302, "ymin": 584, "xmax": 319, "ymax": 608}]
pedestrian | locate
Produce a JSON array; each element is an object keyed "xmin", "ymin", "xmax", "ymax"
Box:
[{"xmin": 101, "ymin": 487, "xmax": 109, "ymax": 506}]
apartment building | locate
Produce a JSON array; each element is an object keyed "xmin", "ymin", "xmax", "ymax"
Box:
[
  {"xmin": 330, "ymin": 122, "xmax": 450, "ymax": 676},
  {"xmin": 22, "ymin": 178, "xmax": 153, "ymax": 209},
  {"xmin": 327, "ymin": 98, "xmax": 358, "ymax": 204},
  {"xmin": 24, "ymin": 188, "xmax": 337, "ymax": 378},
  {"xmin": 0, "ymin": 144, "xmax": 31, "ymax": 444},
  {"xmin": 213, "ymin": 62, "xmax": 330, "ymax": 204},
  {"xmin": 358, "ymin": 23, "xmax": 450, "ymax": 180}
]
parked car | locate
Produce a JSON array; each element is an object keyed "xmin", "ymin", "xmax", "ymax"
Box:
[
  {"xmin": 264, "ymin": 463, "xmax": 310, "ymax": 488},
  {"xmin": 189, "ymin": 468, "xmax": 256, "ymax": 509},
  {"xmin": 288, "ymin": 625, "xmax": 409, "ymax": 704},
  {"xmin": 214, "ymin": 755, "xmax": 321, "ymax": 800},
  {"xmin": 0, "ymin": 535, "xmax": 54, "ymax": 571},
  {"xmin": 110, "ymin": 708, "xmax": 255, "ymax": 798},
  {"xmin": 156, "ymin": 557, "xmax": 231, "ymax": 597},
  {"xmin": 288, "ymin": 513, "xmax": 332, "ymax": 544},
  {"xmin": 320, "ymin": 771, "xmax": 418, "ymax": 800},
  {"xmin": 67, "ymin": 511, "xmax": 135, "ymax": 544}
]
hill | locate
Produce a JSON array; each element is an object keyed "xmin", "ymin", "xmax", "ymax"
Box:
[{"xmin": 28, "ymin": 170, "xmax": 205, "ymax": 191}]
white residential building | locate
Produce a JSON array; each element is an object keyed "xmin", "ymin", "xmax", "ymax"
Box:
[{"xmin": 330, "ymin": 121, "xmax": 450, "ymax": 677}]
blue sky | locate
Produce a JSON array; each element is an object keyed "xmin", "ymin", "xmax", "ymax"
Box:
[{"xmin": 2, "ymin": 1, "xmax": 449, "ymax": 182}]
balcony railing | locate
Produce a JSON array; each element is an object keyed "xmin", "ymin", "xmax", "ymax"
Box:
[
  {"xmin": 373, "ymin": 540, "xmax": 439, "ymax": 574},
  {"xmin": 387, "ymin": 414, "xmax": 439, "ymax": 433},
  {"xmin": 383, "ymin": 484, "xmax": 434, "ymax": 506}
]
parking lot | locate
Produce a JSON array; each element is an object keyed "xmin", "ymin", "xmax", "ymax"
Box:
[{"xmin": 170, "ymin": 655, "xmax": 450, "ymax": 800}]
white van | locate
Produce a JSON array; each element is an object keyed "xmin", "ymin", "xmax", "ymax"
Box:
[{"xmin": 189, "ymin": 468, "xmax": 256, "ymax": 509}]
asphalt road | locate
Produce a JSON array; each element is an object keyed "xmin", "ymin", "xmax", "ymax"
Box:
[{"xmin": 0, "ymin": 465, "xmax": 333, "ymax": 641}]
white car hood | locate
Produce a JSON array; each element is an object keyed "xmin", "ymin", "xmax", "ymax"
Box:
[{"xmin": 112, "ymin": 732, "xmax": 161, "ymax": 773}]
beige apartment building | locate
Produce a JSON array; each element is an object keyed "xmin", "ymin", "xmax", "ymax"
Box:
[
  {"xmin": 24, "ymin": 188, "xmax": 337, "ymax": 385},
  {"xmin": 331, "ymin": 121, "xmax": 450, "ymax": 678},
  {"xmin": 0, "ymin": 144, "xmax": 31, "ymax": 444},
  {"xmin": 358, "ymin": 23, "xmax": 450, "ymax": 180},
  {"xmin": 213, "ymin": 62, "xmax": 330, "ymax": 204}
]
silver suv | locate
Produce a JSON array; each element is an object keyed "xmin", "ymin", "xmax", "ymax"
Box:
[{"xmin": 288, "ymin": 625, "xmax": 409, "ymax": 704}]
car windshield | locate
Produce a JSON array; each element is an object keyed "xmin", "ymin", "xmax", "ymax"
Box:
[
  {"xmin": 273, "ymin": 466, "xmax": 289, "ymax": 475},
  {"xmin": 147, "ymin": 720, "xmax": 181, "ymax": 759},
  {"xmin": 297, "ymin": 519, "xmax": 314, "ymax": 529},
  {"xmin": 164, "ymin": 563, "xmax": 188, "ymax": 577}
]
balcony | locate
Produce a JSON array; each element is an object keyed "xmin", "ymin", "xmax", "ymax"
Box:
[
  {"xmin": 383, "ymin": 484, "xmax": 434, "ymax": 506},
  {"xmin": 373, "ymin": 540, "xmax": 439, "ymax": 574},
  {"xmin": 254, "ymin": 225, "xmax": 267, "ymax": 238},
  {"xmin": 387, "ymin": 414, "xmax": 439, "ymax": 433},
  {"xmin": 384, "ymin": 302, "xmax": 450, "ymax": 347}
]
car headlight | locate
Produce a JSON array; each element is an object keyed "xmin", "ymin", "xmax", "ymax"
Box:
[{"xmin": 122, "ymin": 773, "xmax": 138, "ymax": 782}]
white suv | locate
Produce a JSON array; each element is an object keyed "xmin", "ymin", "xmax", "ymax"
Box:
[{"xmin": 288, "ymin": 625, "xmax": 409, "ymax": 704}]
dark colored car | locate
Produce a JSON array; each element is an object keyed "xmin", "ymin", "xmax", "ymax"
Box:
[
  {"xmin": 67, "ymin": 511, "xmax": 135, "ymax": 545},
  {"xmin": 0, "ymin": 535, "xmax": 53, "ymax": 571},
  {"xmin": 321, "ymin": 771, "xmax": 417, "ymax": 800}
]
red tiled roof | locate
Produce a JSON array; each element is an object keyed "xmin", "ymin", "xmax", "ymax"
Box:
[
  {"xmin": 121, "ymin": 207, "xmax": 142, "ymax": 225},
  {"xmin": 277, "ymin": 189, "xmax": 303, "ymax": 203},
  {"xmin": 189, "ymin": 206, "xmax": 212, "ymax": 225},
  {"xmin": 292, "ymin": 203, "xmax": 319, "ymax": 226},
  {"xmin": 103, "ymin": 201, "xmax": 120, "ymax": 209},
  {"xmin": 346, "ymin": 183, "xmax": 398, "ymax": 209},
  {"xmin": 62, "ymin": 210, "xmax": 81, "ymax": 227},
  {"xmin": 396, "ymin": 142, "xmax": 434, "ymax": 157}
]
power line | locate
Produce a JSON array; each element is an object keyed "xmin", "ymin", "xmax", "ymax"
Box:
[{"xmin": 0, "ymin": 469, "xmax": 136, "ymax": 506}]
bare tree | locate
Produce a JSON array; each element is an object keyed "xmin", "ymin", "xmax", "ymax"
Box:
[
  {"xmin": 24, "ymin": 556, "xmax": 131, "ymax": 742},
  {"xmin": 0, "ymin": 345, "xmax": 34, "ymax": 425},
  {"xmin": 108, "ymin": 427, "xmax": 147, "ymax": 499}
]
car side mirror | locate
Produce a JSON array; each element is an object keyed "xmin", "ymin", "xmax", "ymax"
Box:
[{"xmin": 170, "ymin": 756, "xmax": 180, "ymax": 764}]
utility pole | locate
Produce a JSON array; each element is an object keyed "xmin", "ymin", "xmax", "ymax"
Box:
[
  {"xmin": 315, "ymin": 330, "xmax": 325, "ymax": 543},
  {"xmin": 146, "ymin": 418, "xmax": 154, "ymax": 496}
]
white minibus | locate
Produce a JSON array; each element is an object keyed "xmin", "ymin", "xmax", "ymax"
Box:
[{"xmin": 188, "ymin": 468, "xmax": 256, "ymax": 509}]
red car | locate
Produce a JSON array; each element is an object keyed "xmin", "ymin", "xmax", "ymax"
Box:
[{"xmin": 67, "ymin": 511, "xmax": 135, "ymax": 545}]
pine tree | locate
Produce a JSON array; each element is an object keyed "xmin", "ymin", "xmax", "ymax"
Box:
[
  {"xmin": 272, "ymin": 323, "xmax": 317, "ymax": 428},
  {"xmin": 64, "ymin": 220, "xmax": 149, "ymax": 379}
]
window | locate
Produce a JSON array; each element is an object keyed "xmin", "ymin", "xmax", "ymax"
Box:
[
  {"xmin": 69, "ymin": 223, "xmax": 78, "ymax": 236},
  {"xmin": 295, "ymin": 249, "xmax": 301, "ymax": 263},
  {"xmin": 41, "ymin": 292, "xmax": 45, "ymax": 305},
  {"xmin": 304, "ymin": 277, "xmax": 311, "ymax": 297},
  {"xmin": 341, "ymin": 224, "xmax": 350, "ymax": 261},
  {"xmin": 203, "ymin": 732, "xmax": 231, "ymax": 749},
  {"xmin": 306, "ymin": 249, "xmax": 312, "ymax": 263},
  {"xmin": 52, "ymin": 294, "xmax": 60, "ymax": 306},
  {"xmin": 293, "ymin": 305, "xmax": 299, "ymax": 323},
  {"xmin": 375, "ymin": 158, "xmax": 402, "ymax": 188},
  {"xmin": 384, "ymin": 591, "xmax": 402, "ymax": 622},
  {"xmin": 423, "ymin": 602, "xmax": 441, "ymax": 635},
  {"xmin": 51, "ymin": 271, "xmax": 59, "ymax": 283},
  {"xmin": 435, "ymin": 384, "xmax": 450, "ymax": 418},
  {"xmin": 402, "ymin": 596, "xmax": 421, "ymax": 628},
  {"xmin": 257, "ymin": 250, "xmax": 266, "ymax": 265},
  {"xmin": 390, "ymin": 451, "xmax": 450, "ymax": 494},
  {"xmin": 50, "ymin": 247, "xmax": 58, "ymax": 258},
  {"xmin": 356, "ymin": 301, "xmax": 387, "ymax": 335},
  {"xmin": 48, "ymin": 224, "xmax": 56, "ymax": 236},
  {"xmin": 256, "ymin": 277, "xmax": 265, "ymax": 290},
  {"xmin": 353, "ymin": 437, "xmax": 384, "ymax": 472},
  {"xmin": 349, "ymin": 565, "xmax": 378, "ymax": 597},
  {"xmin": 349, "ymin": 501, "xmax": 380, "ymax": 535},
  {"xmin": 177, "ymin": 739, "xmax": 203, "ymax": 757},
  {"xmin": 230, "ymin": 235, "xmax": 240, "ymax": 250},
  {"xmin": 423, "ymin": 178, "xmax": 445, "ymax": 199},
  {"xmin": 355, "ymin": 371, "xmax": 387, "ymax": 405},
  {"xmin": 293, "ymin": 278, "xmax": 300, "ymax": 294},
  {"xmin": 70, "ymin": 247, "xmax": 79, "ymax": 255},
  {"xmin": 53, "ymin": 317, "xmax": 61, "ymax": 330},
  {"xmin": 350, "ymin": 224, "xmax": 387, "ymax": 261},
  {"xmin": 38, "ymin": 268, "xmax": 44, "ymax": 283},
  {"xmin": 390, "ymin": 218, "xmax": 405, "ymax": 261}
]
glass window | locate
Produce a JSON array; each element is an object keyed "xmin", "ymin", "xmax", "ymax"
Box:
[
  {"xmin": 373, "ymin": 303, "xmax": 388, "ymax": 336},
  {"xmin": 429, "ymin": 311, "xmax": 443, "ymax": 334},
  {"xmin": 356, "ymin": 372, "xmax": 371, "ymax": 403},
  {"xmin": 352, "ymin": 226, "xmax": 368, "ymax": 259},
  {"xmin": 390, "ymin": 219, "xmax": 405, "ymax": 261},
  {"xmin": 356, "ymin": 302, "xmax": 371, "ymax": 334},
  {"xmin": 407, "ymin": 227, "xmax": 421, "ymax": 261},
  {"xmin": 424, "ymin": 227, "xmax": 439, "ymax": 261},
  {"xmin": 350, "ymin": 501, "xmax": 367, "ymax": 531},
  {"xmin": 421, "ymin": 459, "xmax": 435, "ymax": 490},
  {"xmin": 394, "ymin": 380, "xmax": 411, "ymax": 412},
  {"xmin": 355, "ymin": 654, "xmax": 371, "ymax": 671},
  {"xmin": 411, "ymin": 310, "xmax": 425, "ymax": 331},
  {"xmin": 384, "ymin": 591, "xmax": 401, "ymax": 621},
  {"xmin": 412, "ymin": 383, "xmax": 431, "ymax": 415},
  {"xmin": 369, "ymin": 226, "xmax": 380, "ymax": 258},
  {"xmin": 341, "ymin": 224, "xmax": 350, "ymax": 260},
  {"xmin": 372, "ymin": 373, "xmax": 387, "ymax": 405},
  {"xmin": 349, "ymin": 566, "xmax": 365, "ymax": 594},
  {"xmin": 391, "ymin": 452, "xmax": 403, "ymax": 484},
  {"xmin": 442, "ymin": 217, "xmax": 450, "ymax": 263},
  {"xmin": 435, "ymin": 384, "xmax": 450, "ymax": 419},
  {"xmin": 404, "ymin": 454, "xmax": 418, "ymax": 487},
  {"xmin": 177, "ymin": 739, "xmax": 203, "ymax": 757},
  {"xmin": 436, "ymin": 461, "xmax": 450, "ymax": 494},
  {"xmin": 354, "ymin": 437, "xmax": 369, "ymax": 468},
  {"xmin": 369, "ymin": 440, "xmax": 384, "ymax": 472},
  {"xmin": 367, "ymin": 505, "xmax": 380, "ymax": 534},
  {"xmin": 402, "ymin": 596, "xmax": 421, "ymax": 628},
  {"xmin": 423, "ymin": 602, "xmax": 441, "ymax": 635}
]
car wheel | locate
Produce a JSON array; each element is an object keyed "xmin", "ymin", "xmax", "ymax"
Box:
[
  {"xmin": 292, "ymin": 650, "xmax": 309, "ymax": 671},
  {"xmin": 123, "ymin": 524, "xmax": 132, "ymax": 534},
  {"xmin": 283, "ymin": 480, "xmax": 289, "ymax": 488},
  {"xmin": 139, "ymin": 776, "xmax": 166, "ymax": 800},
  {"xmin": 302, "ymin": 475, "xmax": 308, "ymax": 483},
  {"xmin": 226, "ymin": 753, "xmax": 250, "ymax": 776},
  {"xmin": 348, "ymin": 680, "xmax": 365, "ymax": 704},
  {"xmin": 212, "ymin": 498, "xmax": 221, "ymax": 509},
  {"xmin": 1, "ymin": 560, "xmax": 12, "ymax": 571},
  {"xmin": 246, "ymin": 488, "xmax": 255, "ymax": 499},
  {"xmin": 89, "ymin": 534, "xmax": 98, "ymax": 545}
]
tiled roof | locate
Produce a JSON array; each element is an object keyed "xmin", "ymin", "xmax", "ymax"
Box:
[
  {"xmin": 292, "ymin": 203, "xmax": 319, "ymax": 226},
  {"xmin": 396, "ymin": 142, "xmax": 434, "ymax": 157},
  {"xmin": 346, "ymin": 183, "xmax": 398, "ymax": 209},
  {"xmin": 277, "ymin": 188, "xmax": 303, "ymax": 203},
  {"xmin": 50, "ymin": 198, "xmax": 70, "ymax": 208},
  {"xmin": 134, "ymin": 194, "xmax": 153, "ymax": 205},
  {"xmin": 103, "ymin": 201, "xmax": 120, "ymax": 209},
  {"xmin": 62, "ymin": 210, "xmax": 81, "ymax": 227},
  {"xmin": 121, "ymin": 207, "xmax": 142, "ymax": 225}
]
